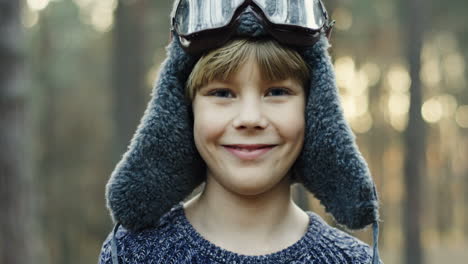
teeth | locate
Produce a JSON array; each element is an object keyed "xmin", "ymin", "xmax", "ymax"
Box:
[
  {"xmin": 233, "ymin": 147, "xmax": 254, "ymax": 151},
  {"xmin": 232, "ymin": 147, "xmax": 265, "ymax": 151}
]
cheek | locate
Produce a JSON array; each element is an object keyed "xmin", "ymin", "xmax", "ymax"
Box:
[
  {"xmin": 280, "ymin": 116, "xmax": 305, "ymax": 149},
  {"xmin": 269, "ymin": 101, "xmax": 305, "ymax": 141},
  {"xmin": 192, "ymin": 101, "xmax": 226, "ymax": 148}
]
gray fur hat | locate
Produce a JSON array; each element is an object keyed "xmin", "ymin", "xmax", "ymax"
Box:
[{"xmin": 105, "ymin": 9, "xmax": 381, "ymax": 259}]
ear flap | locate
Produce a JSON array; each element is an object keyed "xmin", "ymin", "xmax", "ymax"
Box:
[
  {"xmin": 105, "ymin": 38, "xmax": 206, "ymax": 232},
  {"xmin": 294, "ymin": 37, "xmax": 380, "ymax": 230}
]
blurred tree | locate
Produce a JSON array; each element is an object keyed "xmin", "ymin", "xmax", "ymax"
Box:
[
  {"xmin": 112, "ymin": 0, "xmax": 149, "ymax": 160},
  {"xmin": 0, "ymin": 0, "xmax": 33, "ymax": 263},
  {"xmin": 403, "ymin": 0, "xmax": 426, "ymax": 263}
]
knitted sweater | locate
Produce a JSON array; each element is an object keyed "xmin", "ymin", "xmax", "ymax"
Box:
[{"xmin": 99, "ymin": 203, "xmax": 375, "ymax": 264}]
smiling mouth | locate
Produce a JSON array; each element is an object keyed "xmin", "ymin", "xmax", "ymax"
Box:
[{"xmin": 222, "ymin": 144, "xmax": 277, "ymax": 160}]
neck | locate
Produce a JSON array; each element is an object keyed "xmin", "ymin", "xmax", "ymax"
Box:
[{"xmin": 183, "ymin": 173, "xmax": 309, "ymax": 254}]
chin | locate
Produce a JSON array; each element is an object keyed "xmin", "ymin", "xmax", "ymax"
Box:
[
  {"xmin": 228, "ymin": 185, "xmax": 273, "ymax": 197},
  {"xmin": 221, "ymin": 170, "xmax": 286, "ymax": 196}
]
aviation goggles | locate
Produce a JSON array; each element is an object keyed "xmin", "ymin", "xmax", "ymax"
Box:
[{"xmin": 171, "ymin": 0, "xmax": 335, "ymax": 54}]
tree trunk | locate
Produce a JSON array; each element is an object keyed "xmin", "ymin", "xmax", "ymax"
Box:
[
  {"xmin": 403, "ymin": 0, "xmax": 425, "ymax": 263},
  {"xmin": 36, "ymin": 13, "xmax": 61, "ymax": 264},
  {"xmin": 0, "ymin": 0, "xmax": 33, "ymax": 263},
  {"xmin": 112, "ymin": 0, "xmax": 149, "ymax": 160}
]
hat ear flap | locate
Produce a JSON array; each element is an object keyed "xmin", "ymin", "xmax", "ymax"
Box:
[
  {"xmin": 105, "ymin": 38, "xmax": 205, "ymax": 232},
  {"xmin": 296, "ymin": 37, "xmax": 379, "ymax": 230}
]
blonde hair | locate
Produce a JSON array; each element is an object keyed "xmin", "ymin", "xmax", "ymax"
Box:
[{"xmin": 186, "ymin": 38, "xmax": 310, "ymax": 101}]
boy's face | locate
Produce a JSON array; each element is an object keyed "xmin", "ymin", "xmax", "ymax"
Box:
[{"xmin": 192, "ymin": 58, "xmax": 305, "ymax": 196}]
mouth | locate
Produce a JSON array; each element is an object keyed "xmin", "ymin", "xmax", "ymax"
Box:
[{"xmin": 222, "ymin": 144, "xmax": 278, "ymax": 160}]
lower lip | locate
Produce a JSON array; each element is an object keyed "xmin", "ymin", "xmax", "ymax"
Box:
[{"xmin": 223, "ymin": 146, "xmax": 276, "ymax": 160}]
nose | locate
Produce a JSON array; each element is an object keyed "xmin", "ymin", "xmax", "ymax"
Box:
[{"xmin": 232, "ymin": 97, "xmax": 268, "ymax": 130}]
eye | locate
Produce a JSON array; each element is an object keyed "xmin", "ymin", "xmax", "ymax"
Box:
[
  {"xmin": 265, "ymin": 87, "xmax": 293, "ymax": 97},
  {"xmin": 207, "ymin": 88, "xmax": 235, "ymax": 98}
]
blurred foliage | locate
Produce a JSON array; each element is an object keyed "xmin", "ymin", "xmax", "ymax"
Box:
[{"xmin": 18, "ymin": 0, "xmax": 468, "ymax": 263}]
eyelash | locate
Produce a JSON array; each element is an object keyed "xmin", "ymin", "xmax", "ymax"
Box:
[
  {"xmin": 266, "ymin": 87, "xmax": 293, "ymax": 97},
  {"xmin": 207, "ymin": 87, "xmax": 293, "ymax": 98},
  {"xmin": 207, "ymin": 89, "xmax": 234, "ymax": 98}
]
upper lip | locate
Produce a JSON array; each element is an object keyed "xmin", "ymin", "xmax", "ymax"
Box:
[{"xmin": 223, "ymin": 144, "xmax": 277, "ymax": 150}]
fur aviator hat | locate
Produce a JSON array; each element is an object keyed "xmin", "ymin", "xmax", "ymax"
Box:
[{"xmin": 105, "ymin": 8, "xmax": 381, "ymax": 264}]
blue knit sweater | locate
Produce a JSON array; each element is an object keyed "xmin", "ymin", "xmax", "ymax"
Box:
[{"xmin": 99, "ymin": 203, "xmax": 375, "ymax": 263}]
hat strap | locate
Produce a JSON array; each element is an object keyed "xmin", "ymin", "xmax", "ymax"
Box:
[
  {"xmin": 111, "ymin": 223, "xmax": 121, "ymax": 264},
  {"xmin": 372, "ymin": 221, "xmax": 382, "ymax": 264}
]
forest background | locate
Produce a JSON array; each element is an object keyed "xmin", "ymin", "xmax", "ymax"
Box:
[{"xmin": 1, "ymin": 0, "xmax": 467, "ymax": 263}]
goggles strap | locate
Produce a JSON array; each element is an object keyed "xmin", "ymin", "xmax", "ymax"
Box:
[
  {"xmin": 325, "ymin": 20, "xmax": 335, "ymax": 40},
  {"xmin": 372, "ymin": 221, "xmax": 381, "ymax": 264},
  {"xmin": 111, "ymin": 222, "xmax": 121, "ymax": 264}
]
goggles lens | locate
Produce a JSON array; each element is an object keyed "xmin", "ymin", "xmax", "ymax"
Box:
[
  {"xmin": 174, "ymin": 0, "xmax": 326, "ymax": 36},
  {"xmin": 174, "ymin": 0, "xmax": 243, "ymax": 36},
  {"xmin": 255, "ymin": 0, "xmax": 325, "ymax": 29}
]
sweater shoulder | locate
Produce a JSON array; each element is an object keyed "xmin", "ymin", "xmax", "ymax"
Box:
[
  {"xmin": 98, "ymin": 205, "xmax": 186, "ymax": 264},
  {"xmin": 307, "ymin": 212, "xmax": 375, "ymax": 263}
]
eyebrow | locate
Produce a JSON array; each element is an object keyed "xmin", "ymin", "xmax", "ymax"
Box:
[
  {"xmin": 197, "ymin": 79, "xmax": 303, "ymax": 95},
  {"xmin": 266, "ymin": 79, "xmax": 303, "ymax": 89}
]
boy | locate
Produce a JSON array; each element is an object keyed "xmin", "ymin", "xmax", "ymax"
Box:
[{"xmin": 100, "ymin": 1, "xmax": 382, "ymax": 263}]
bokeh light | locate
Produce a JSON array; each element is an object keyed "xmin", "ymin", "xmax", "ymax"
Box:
[
  {"xmin": 73, "ymin": 0, "xmax": 93, "ymax": 8},
  {"xmin": 421, "ymin": 58, "xmax": 441, "ymax": 87},
  {"xmin": 443, "ymin": 52, "xmax": 465, "ymax": 84},
  {"xmin": 73, "ymin": 0, "xmax": 117, "ymax": 32},
  {"xmin": 27, "ymin": 0, "xmax": 50, "ymax": 11},
  {"xmin": 455, "ymin": 105, "xmax": 468, "ymax": 128},
  {"xmin": 335, "ymin": 56, "xmax": 370, "ymax": 96},
  {"xmin": 21, "ymin": 8, "xmax": 39, "ymax": 28},
  {"xmin": 387, "ymin": 64, "xmax": 411, "ymax": 93},
  {"xmin": 385, "ymin": 64, "xmax": 411, "ymax": 131},
  {"xmin": 351, "ymin": 112, "xmax": 373, "ymax": 134},
  {"xmin": 332, "ymin": 7, "xmax": 352, "ymax": 31},
  {"xmin": 388, "ymin": 98, "xmax": 409, "ymax": 132},
  {"xmin": 360, "ymin": 62, "xmax": 381, "ymax": 87},
  {"xmin": 422, "ymin": 98, "xmax": 443, "ymax": 123},
  {"xmin": 438, "ymin": 94, "xmax": 458, "ymax": 118},
  {"xmin": 388, "ymin": 94, "xmax": 410, "ymax": 116},
  {"xmin": 91, "ymin": 6, "xmax": 114, "ymax": 32},
  {"xmin": 335, "ymin": 56, "xmax": 355, "ymax": 91}
]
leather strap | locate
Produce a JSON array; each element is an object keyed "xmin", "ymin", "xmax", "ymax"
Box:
[{"xmin": 111, "ymin": 223, "xmax": 121, "ymax": 264}]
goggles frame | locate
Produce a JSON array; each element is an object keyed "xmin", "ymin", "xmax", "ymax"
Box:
[{"xmin": 171, "ymin": 0, "xmax": 335, "ymax": 54}]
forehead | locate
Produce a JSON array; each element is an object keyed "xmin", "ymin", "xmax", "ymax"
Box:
[
  {"xmin": 214, "ymin": 58, "xmax": 301, "ymax": 87},
  {"xmin": 205, "ymin": 56, "xmax": 304, "ymax": 87}
]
